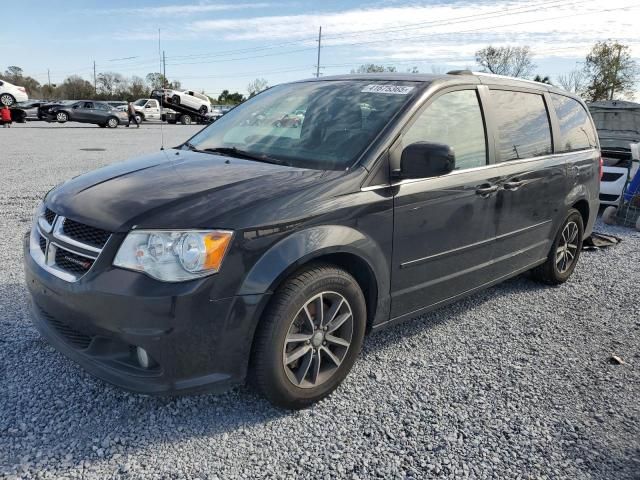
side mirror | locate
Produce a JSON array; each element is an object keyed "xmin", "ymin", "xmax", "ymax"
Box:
[{"xmin": 397, "ymin": 142, "xmax": 455, "ymax": 179}]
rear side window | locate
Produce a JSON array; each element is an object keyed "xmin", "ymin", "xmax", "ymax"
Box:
[
  {"xmin": 402, "ymin": 90, "xmax": 487, "ymax": 170},
  {"xmin": 491, "ymin": 90, "xmax": 552, "ymax": 161},
  {"xmin": 551, "ymin": 94, "xmax": 596, "ymax": 152}
]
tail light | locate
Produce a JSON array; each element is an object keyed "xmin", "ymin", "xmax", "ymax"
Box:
[{"xmin": 599, "ymin": 156, "xmax": 604, "ymax": 180}]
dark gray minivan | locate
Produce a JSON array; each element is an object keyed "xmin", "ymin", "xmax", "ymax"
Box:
[{"xmin": 25, "ymin": 72, "xmax": 600, "ymax": 408}]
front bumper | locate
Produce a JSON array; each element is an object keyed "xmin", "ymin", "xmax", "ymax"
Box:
[{"xmin": 24, "ymin": 233, "xmax": 268, "ymax": 395}]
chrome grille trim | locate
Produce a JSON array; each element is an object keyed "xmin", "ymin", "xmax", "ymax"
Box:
[{"xmin": 30, "ymin": 210, "xmax": 107, "ymax": 283}]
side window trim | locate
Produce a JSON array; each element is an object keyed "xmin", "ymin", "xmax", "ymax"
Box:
[{"xmin": 389, "ymin": 85, "xmax": 490, "ymax": 172}]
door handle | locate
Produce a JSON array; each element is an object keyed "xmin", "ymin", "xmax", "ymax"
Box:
[
  {"xmin": 475, "ymin": 184, "xmax": 499, "ymax": 196},
  {"xmin": 503, "ymin": 180, "xmax": 525, "ymax": 191}
]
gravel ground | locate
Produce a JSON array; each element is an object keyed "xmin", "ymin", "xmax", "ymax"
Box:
[{"xmin": 1, "ymin": 123, "xmax": 639, "ymax": 479}]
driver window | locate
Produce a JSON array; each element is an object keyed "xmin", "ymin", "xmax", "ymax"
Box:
[
  {"xmin": 83, "ymin": 102, "xmax": 94, "ymax": 109},
  {"xmin": 403, "ymin": 90, "xmax": 487, "ymax": 170}
]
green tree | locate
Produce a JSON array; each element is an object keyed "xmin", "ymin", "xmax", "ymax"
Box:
[
  {"xmin": 583, "ymin": 40, "xmax": 638, "ymax": 101},
  {"xmin": 217, "ymin": 89, "xmax": 245, "ymax": 105},
  {"xmin": 58, "ymin": 75, "xmax": 95, "ymax": 100},
  {"xmin": 475, "ymin": 46, "xmax": 535, "ymax": 78},
  {"xmin": 533, "ymin": 74, "xmax": 552, "ymax": 84}
]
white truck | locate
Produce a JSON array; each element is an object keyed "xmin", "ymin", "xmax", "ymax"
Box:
[{"xmin": 131, "ymin": 98, "xmax": 162, "ymax": 123}]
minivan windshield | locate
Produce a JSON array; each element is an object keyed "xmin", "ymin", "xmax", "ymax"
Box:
[{"xmin": 187, "ymin": 80, "xmax": 421, "ymax": 170}]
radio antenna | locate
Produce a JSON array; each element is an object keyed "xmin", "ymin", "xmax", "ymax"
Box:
[{"xmin": 158, "ymin": 28, "xmax": 165, "ymax": 151}]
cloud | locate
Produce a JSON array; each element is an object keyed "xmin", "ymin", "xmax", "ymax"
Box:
[
  {"xmin": 93, "ymin": 2, "xmax": 271, "ymax": 17},
  {"xmin": 188, "ymin": 0, "xmax": 640, "ymax": 62}
]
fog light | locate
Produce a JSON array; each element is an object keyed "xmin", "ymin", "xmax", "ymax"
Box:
[{"xmin": 136, "ymin": 347, "xmax": 153, "ymax": 369}]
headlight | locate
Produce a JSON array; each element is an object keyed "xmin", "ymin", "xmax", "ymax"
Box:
[{"xmin": 113, "ymin": 230, "xmax": 233, "ymax": 282}]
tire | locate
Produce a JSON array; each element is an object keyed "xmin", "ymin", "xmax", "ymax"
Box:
[
  {"xmin": 106, "ymin": 117, "xmax": 118, "ymax": 128},
  {"xmin": 0, "ymin": 93, "xmax": 15, "ymax": 106},
  {"xmin": 602, "ymin": 206, "xmax": 618, "ymax": 225},
  {"xmin": 55, "ymin": 111, "xmax": 68, "ymax": 123},
  {"xmin": 172, "ymin": 95, "xmax": 181, "ymax": 105},
  {"xmin": 199, "ymin": 105, "xmax": 208, "ymax": 115},
  {"xmin": 251, "ymin": 263, "xmax": 367, "ymax": 409},
  {"xmin": 135, "ymin": 114, "xmax": 143, "ymax": 123},
  {"xmin": 531, "ymin": 208, "xmax": 584, "ymax": 285},
  {"xmin": 180, "ymin": 115, "xmax": 192, "ymax": 125}
]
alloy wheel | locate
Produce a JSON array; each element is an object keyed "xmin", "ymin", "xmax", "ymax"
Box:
[
  {"xmin": 108, "ymin": 118, "xmax": 118, "ymax": 128},
  {"xmin": 56, "ymin": 112, "xmax": 67, "ymax": 122},
  {"xmin": 282, "ymin": 291, "xmax": 353, "ymax": 389},
  {"xmin": 556, "ymin": 220, "xmax": 579, "ymax": 273},
  {"xmin": 0, "ymin": 94, "xmax": 13, "ymax": 106}
]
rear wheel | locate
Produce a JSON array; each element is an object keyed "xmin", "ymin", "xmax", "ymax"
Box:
[
  {"xmin": 251, "ymin": 264, "xmax": 366, "ymax": 409},
  {"xmin": 199, "ymin": 105, "xmax": 208, "ymax": 115},
  {"xmin": 0, "ymin": 93, "xmax": 15, "ymax": 106},
  {"xmin": 531, "ymin": 209, "xmax": 584, "ymax": 285},
  {"xmin": 172, "ymin": 95, "xmax": 181, "ymax": 105},
  {"xmin": 107, "ymin": 117, "xmax": 118, "ymax": 128},
  {"xmin": 180, "ymin": 115, "xmax": 192, "ymax": 125}
]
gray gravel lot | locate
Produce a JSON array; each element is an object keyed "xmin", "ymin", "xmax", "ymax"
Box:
[{"xmin": 1, "ymin": 122, "xmax": 639, "ymax": 479}]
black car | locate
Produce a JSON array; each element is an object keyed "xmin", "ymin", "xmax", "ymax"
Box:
[
  {"xmin": 46, "ymin": 100, "xmax": 129, "ymax": 128},
  {"xmin": 25, "ymin": 73, "xmax": 600, "ymax": 408}
]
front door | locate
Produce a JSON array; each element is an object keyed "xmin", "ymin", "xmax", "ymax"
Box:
[{"xmin": 390, "ymin": 88, "xmax": 500, "ymax": 319}]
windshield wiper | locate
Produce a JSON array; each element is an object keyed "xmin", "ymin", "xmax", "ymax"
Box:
[{"xmin": 200, "ymin": 147, "xmax": 286, "ymax": 166}]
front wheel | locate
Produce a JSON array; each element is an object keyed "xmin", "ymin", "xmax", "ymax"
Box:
[
  {"xmin": 56, "ymin": 111, "xmax": 68, "ymax": 123},
  {"xmin": 106, "ymin": 117, "xmax": 118, "ymax": 128},
  {"xmin": 531, "ymin": 209, "xmax": 584, "ymax": 285},
  {"xmin": 251, "ymin": 264, "xmax": 366, "ymax": 409},
  {"xmin": 199, "ymin": 105, "xmax": 208, "ymax": 115}
]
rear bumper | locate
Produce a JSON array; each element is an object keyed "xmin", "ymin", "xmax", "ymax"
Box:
[
  {"xmin": 600, "ymin": 166, "xmax": 627, "ymax": 205},
  {"xmin": 24, "ymin": 234, "xmax": 268, "ymax": 395}
]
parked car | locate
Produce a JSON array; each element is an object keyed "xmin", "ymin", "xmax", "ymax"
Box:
[
  {"xmin": 588, "ymin": 100, "xmax": 640, "ymax": 206},
  {"xmin": 25, "ymin": 72, "xmax": 599, "ymax": 409},
  {"xmin": 273, "ymin": 111, "xmax": 303, "ymax": 128},
  {"xmin": 12, "ymin": 100, "xmax": 47, "ymax": 120},
  {"xmin": 46, "ymin": 100, "xmax": 129, "ymax": 128},
  {"xmin": 156, "ymin": 88, "xmax": 212, "ymax": 114},
  {"xmin": 7, "ymin": 106, "xmax": 27, "ymax": 123},
  {"xmin": 38, "ymin": 100, "xmax": 73, "ymax": 119},
  {"xmin": 0, "ymin": 79, "xmax": 29, "ymax": 106}
]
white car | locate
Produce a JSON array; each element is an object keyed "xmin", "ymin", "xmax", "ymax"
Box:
[
  {"xmin": 156, "ymin": 89, "xmax": 211, "ymax": 114},
  {"xmin": 0, "ymin": 79, "xmax": 28, "ymax": 106}
]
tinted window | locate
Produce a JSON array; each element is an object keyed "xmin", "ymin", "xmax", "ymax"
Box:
[
  {"xmin": 551, "ymin": 94, "xmax": 595, "ymax": 151},
  {"xmin": 491, "ymin": 90, "xmax": 552, "ymax": 161},
  {"xmin": 403, "ymin": 90, "xmax": 487, "ymax": 170},
  {"xmin": 83, "ymin": 102, "xmax": 94, "ymax": 109},
  {"xmin": 189, "ymin": 81, "xmax": 418, "ymax": 170}
]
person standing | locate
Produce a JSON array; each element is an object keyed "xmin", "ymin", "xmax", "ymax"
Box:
[
  {"xmin": 127, "ymin": 102, "xmax": 139, "ymax": 128},
  {"xmin": 1, "ymin": 105, "xmax": 12, "ymax": 128}
]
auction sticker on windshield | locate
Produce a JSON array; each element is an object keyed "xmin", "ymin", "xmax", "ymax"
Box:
[{"xmin": 361, "ymin": 84, "xmax": 415, "ymax": 95}]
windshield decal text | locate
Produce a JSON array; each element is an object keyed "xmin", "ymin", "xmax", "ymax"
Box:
[{"xmin": 361, "ymin": 84, "xmax": 415, "ymax": 95}]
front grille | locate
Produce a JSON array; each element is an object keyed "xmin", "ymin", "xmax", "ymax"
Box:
[
  {"xmin": 39, "ymin": 235, "xmax": 47, "ymax": 254},
  {"xmin": 62, "ymin": 218, "xmax": 111, "ymax": 249},
  {"xmin": 600, "ymin": 193, "xmax": 619, "ymax": 202},
  {"xmin": 44, "ymin": 208, "xmax": 56, "ymax": 225},
  {"xmin": 601, "ymin": 172, "xmax": 625, "ymax": 182},
  {"xmin": 55, "ymin": 248, "xmax": 94, "ymax": 275},
  {"xmin": 39, "ymin": 307, "xmax": 93, "ymax": 349}
]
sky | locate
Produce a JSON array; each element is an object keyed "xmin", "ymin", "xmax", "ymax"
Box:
[{"xmin": 2, "ymin": 0, "xmax": 639, "ymax": 98}]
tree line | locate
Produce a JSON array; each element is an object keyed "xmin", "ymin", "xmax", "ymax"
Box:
[
  {"xmin": 3, "ymin": 40, "xmax": 636, "ymax": 105},
  {"xmin": 1, "ymin": 67, "xmax": 253, "ymax": 105}
]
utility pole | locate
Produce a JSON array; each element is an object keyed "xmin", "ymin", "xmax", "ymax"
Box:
[
  {"xmin": 315, "ymin": 26, "xmax": 322, "ymax": 78},
  {"xmin": 47, "ymin": 69, "xmax": 51, "ymax": 89},
  {"xmin": 93, "ymin": 61, "xmax": 97, "ymax": 95},
  {"xmin": 162, "ymin": 50, "xmax": 166, "ymax": 86}
]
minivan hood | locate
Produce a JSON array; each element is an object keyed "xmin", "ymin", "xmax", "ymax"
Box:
[{"xmin": 47, "ymin": 149, "xmax": 336, "ymax": 232}]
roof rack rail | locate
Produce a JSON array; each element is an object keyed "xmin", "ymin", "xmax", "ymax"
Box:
[{"xmin": 447, "ymin": 69, "xmax": 473, "ymax": 75}]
